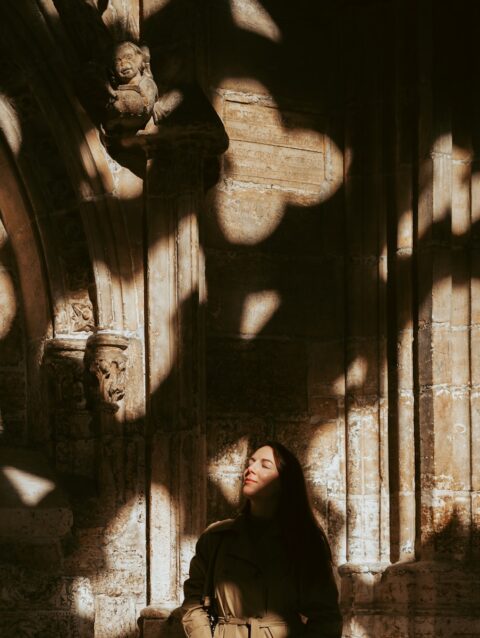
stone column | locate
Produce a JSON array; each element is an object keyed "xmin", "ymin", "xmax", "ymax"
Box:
[
  {"xmin": 43, "ymin": 337, "xmax": 91, "ymax": 475},
  {"xmin": 415, "ymin": 1, "xmax": 468, "ymax": 563},
  {"xmin": 343, "ymin": 80, "xmax": 387, "ymax": 568},
  {"xmin": 387, "ymin": 12, "xmax": 416, "ymax": 564},
  {"xmin": 141, "ymin": 119, "xmax": 227, "ymax": 610}
]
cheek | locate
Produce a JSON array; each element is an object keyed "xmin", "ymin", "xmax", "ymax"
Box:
[
  {"xmin": 266, "ymin": 474, "xmax": 281, "ymax": 493},
  {"xmin": 261, "ymin": 471, "xmax": 279, "ymax": 486}
]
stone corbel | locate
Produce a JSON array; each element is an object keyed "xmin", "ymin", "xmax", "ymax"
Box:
[{"xmin": 85, "ymin": 333, "xmax": 129, "ymax": 413}]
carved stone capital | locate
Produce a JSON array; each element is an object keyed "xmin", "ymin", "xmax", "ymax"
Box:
[{"xmin": 85, "ymin": 333, "xmax": 129, "ymax": 413}]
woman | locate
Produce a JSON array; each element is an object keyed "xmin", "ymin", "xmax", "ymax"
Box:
[{"xmin": 181, "ymin": 441, "xmax": 342, "ymax": 638}]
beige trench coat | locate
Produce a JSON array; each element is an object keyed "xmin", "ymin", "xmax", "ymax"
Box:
[{"xmin": 181, "ymin": 515, "xmax": 342, "ymax": 638}]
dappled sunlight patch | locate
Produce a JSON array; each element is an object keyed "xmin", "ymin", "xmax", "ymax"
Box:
[
  {"xmin": 229, "ymin": 0, "xmax": 282, "ymax": 43},
  {"xmin": 207, "ymin": 436, "xmax": 249, "ymax": 507},
  {"xmin": 346, "ymin": 354, "xmax": 368, "ymax": 391},
  {"xmin": 2, "ymin": 466, "xmax": 55, "ymax": 507},
  {"xmin": 0, "ymin": 94, "xmax": 22, "ymax": 156},
  {"xmin": 208, "ymin": 470, "xmax": 243, "ymax": 508},
  {"xmin": 240, "ymin": 289, "xmax": 281, "ymax": 338},
  {"xmin": 215, "ymin": 85, "xmax": 347, "ymax": 245},
  {"xmin": 214, "ymin": 185, "xmax": 286, "ymax": 244},
  {"xmin": 0, "ymin": 269, "xmax": 16, "ymax": 340}
]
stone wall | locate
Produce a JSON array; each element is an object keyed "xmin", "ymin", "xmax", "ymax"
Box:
[{"xmin": 0, "ymin": 1, "xmax": 479, "ymax": 637}]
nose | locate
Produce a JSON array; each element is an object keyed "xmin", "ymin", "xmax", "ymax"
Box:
[{"xmin": 245, "ymin": 462, "xmax": 257, "ymax": 476}]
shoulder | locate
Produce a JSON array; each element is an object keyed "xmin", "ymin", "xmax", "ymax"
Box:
[
  {"xmin": 192, "ymin": 518, "xmax": 236, "ymax": 557},
  {"xmin": 197, "ymin": 517, "xmax": 237, "ymax": 545},
  {"xmin": 203, "ymin": 518, "xmax": 236, "ymax": 535},
  {"xmin": 139, "ymin": 75, "xmax": 158, "ymax": 91}
]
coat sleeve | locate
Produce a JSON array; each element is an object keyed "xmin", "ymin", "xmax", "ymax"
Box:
[
  {"xmin": 181, "ymin": 531, "xmax": 215, "ymax": 638},
  {"xmin": 298, "ymin": 563, "xmax": 342, "ymax": 638}
]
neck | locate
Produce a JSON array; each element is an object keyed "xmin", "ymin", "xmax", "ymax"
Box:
[
  {"xmin": 249, "ymin": 496, "xmax": 279, "ymax": 520},
  {"xmin": 124, "ymin": 74, "xmax": 141, "ymax": 86}
]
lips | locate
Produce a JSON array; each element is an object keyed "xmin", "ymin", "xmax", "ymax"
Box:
[{"xmin": 244, "ymin": 478, "xmax": 257, "ymax": 484}]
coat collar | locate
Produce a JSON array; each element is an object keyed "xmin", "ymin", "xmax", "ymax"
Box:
[{"xmin": 221, "ymin": 513, "xmax": 283, "ymax": 568}]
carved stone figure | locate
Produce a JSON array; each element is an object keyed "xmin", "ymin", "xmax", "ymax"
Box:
[
  {"xmin": 85, "ymin": 333, "xmax": 128, "ymax": 413},
  {"xmin": 70, "ymin": 300, "xmax": 95, "ymax": 332},
  {"xmin": 104, "ymin": 42, "xmax": 159, "ymax": 133}
]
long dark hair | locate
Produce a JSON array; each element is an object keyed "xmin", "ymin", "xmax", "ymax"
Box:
[{"xmin": 243, "ymin": 440, "xmax": 333, "ymax": 578}]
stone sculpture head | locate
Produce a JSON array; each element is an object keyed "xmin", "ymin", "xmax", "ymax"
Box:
[{"xmin": 112, "ymin": 42, "xmax": 145, "ymax": 85}]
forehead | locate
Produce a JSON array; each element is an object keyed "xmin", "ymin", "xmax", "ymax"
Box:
[
  {"xmin": 116, "ymin": 45, "xmax": 138, "ymax": 57},
  {"xmin": 251, "ymin": 445, "xmax": 276, "ymax": 464}
]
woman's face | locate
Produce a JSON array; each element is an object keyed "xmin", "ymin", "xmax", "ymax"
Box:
[{"xmin": 242, "ymin": 445, "xmax": 281, "ymax": 500}]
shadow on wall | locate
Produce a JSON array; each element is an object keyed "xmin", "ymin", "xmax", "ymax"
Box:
[{"xmin": 0, "ymin": 0, "xmax": 480, "ymax": 637}]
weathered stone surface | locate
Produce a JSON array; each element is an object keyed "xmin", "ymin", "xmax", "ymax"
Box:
[
  {"xmin": 0, "ymin": 3, "xmax": 479, "ymax": 638},
  {"xmin": 95, "ymin": 595, "xmax": 138, "ymax": 638},
  {"xmin": 205, "ymin": 184, "xmax": 345, "ymax": 254},
  {"xmin": 0, "ymin": 567, "xmax": 94, "ymax": 636},
  {"xmin": 206, "ymin": 251, "xmax": 344, "ymax": 339},
  {"xmin": 0, "ymin": 447, "xmax": 72, "ymax": 540},
  {"xmin": 207, "ymin": 337, "xmax": 307, "ymax": 415}
]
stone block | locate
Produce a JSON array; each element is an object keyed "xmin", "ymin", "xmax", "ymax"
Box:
[
  {"xmin": 307, "ymin": 396, "xmax": 339, "ymax": 421},
  {"xmin": 207, "ymin": 470, "xmax": 244, "ymax": 521},
  {"xmin": 308, "ymin": 340, "xmax": 345, "ymax": 398},
  {"xmin": 208, "ymin": 3, "xmax": 337, "ymax": 104},
  {"xmin": 207, "ymin": 417, "xmax": 268, "ymax": 468},
  {"xmin": 64, "ymin": 528, "xmax": 106, "ymax": 575},
  {"xmin": 205, "ymin": 185, "xmax": 345, "ymax": 254},
  {"xmin": 95, "ymin": 595, "xmax": 137, "ymax": 638},
  {"xmin": 345, "ymin": 258, "xmax": 380, "ymax": 338},
  {"xmin": 0, "ymin": 613, "xmax": 73, "ymax": 637},
  {"xmin": 55, "ymin": 438, "xmax": 96, "ymax": 479},
  {"xmin": 418, "ymin": 324, "xmax": 452, "ymax": 387},
  {"xmin": 471, "ymin": 326, "xmax": 480, "ymax": 386},
  {"xmin": 0, "ymin": 370, "xmax": 25, "ymax": 413},
  {"xmin": 225, "ymin": 137, "xmax": 326, "ymax": 194},
  {"xmin": 451, "ymin": 328, "xmax": 470, "ymax": 386},
  {"xmin": 0, "ymin": 414, "xmax": 27, "ymax": 446},
  {"xmin": 206, "ymin": 250, "xmax": 344, "ymax": 339},
  {"xmin": 0, "ymin": 446, "xmax": 72, "ymax": 541},
  {"xmin": 206, "ymin": 337, "xmax": 307, "ymax": 415},
  {"xmin": 472, "ymin": 491, "xmax": 480, "ymax": 559},
  {"xmin": 451, "ymin": 253, "xmax": 470, "ymax": 326},
  {"xmin": 224, "ymin": 99, "xmax": 328, "ymax": 153},
  {"xmin": 345, "ymin": 337, "xmax": 380, "ymax": 394},
  {"xmin": 450, "ymin": 393, "xmax": 471, "ymax": 490},
  {"xmin": 277, "ymin": 419, "xmax": 339, "ymax": 474},
  {"xmin": 471, "ymin": 255, "xmax": 480, "ymax": 324}
]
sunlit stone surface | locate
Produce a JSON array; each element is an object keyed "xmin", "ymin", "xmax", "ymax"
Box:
[{"xmin": 0, "ymin": 2, "xmax": 479, "ymax": 637}]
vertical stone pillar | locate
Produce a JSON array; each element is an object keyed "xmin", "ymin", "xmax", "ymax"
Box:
[
  {"xmin": 43, "ymin": 337, "xmax": 91, "ymax": 472},
  {"xmin": 84, "ymin": 331, "xmax": 130, "ymax": 512},
  {"xmin": 143, "ymin": 121, "xmax": 227, "ymax": 609},
  {"xmin": 416, "ymin": 2, "xmax": 458, "ymax": 560},
  {"xmin": 343, "ymin": 92, "xmax": 385, "ymax": 567},
  {"xmin": 387, "ymin": 13, "xmax": 416, "ymax": 563}
]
